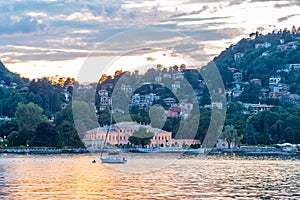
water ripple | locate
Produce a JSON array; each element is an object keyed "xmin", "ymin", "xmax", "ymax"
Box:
[{"xmin": 0, "ymin": 154, "xmax": 300, "ymax": 199}]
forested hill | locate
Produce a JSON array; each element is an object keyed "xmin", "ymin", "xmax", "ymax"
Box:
[
  {"xmin": 0, "ymin": 61, "xmax": 28, "ymax": 87},
  {"xmin": 0, "ymin": 61, "xmax": 67, "ymax": 118},
  {"xmin": 212, "ymin": 31, "xmax": 300, "ymax": 87}
]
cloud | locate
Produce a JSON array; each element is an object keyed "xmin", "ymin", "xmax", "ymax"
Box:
[
  {"xmin": 277, "ymin": 14, "xmax": 300, "ymax": 22},
  {"xmin": 170, "ymin": 6, "xmax": 209, "ymax": 18},
  {"xmin": 3, "ymin": 0, "xmax": 299, "ymax": 76},
  {"xmin": 0, "ymin": 15, "xmax": 45, "ymax": 35},
  {"xmin": 274, "ymin": 3, "xmax": 293, "ymax": 8},
  {"xmin": 165, "ymin": 16, "xmax": 232, "ymax": 24}
]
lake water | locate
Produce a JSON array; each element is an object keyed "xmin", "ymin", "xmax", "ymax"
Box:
[{"xmin": 1, "ymin": 153, "xmax": 300, "ymax": 199}]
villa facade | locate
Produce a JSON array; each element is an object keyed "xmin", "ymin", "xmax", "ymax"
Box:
[
  {"xmin": 83, "ymin": 122, "xmax": 172, "ymax": 148},
  {"xmin": 83, "ymin": 122, "xmax": 201, "ymax": 149}
]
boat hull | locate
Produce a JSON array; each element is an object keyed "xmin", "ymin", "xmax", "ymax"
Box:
[{"xmin": 100, "ymin": 157, "xmax": 127, "ymax": 164}]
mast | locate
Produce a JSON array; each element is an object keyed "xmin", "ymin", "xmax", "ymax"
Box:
[{"xmin": 100, "ymin": 105, "xmax": 112, "ymax": 158}]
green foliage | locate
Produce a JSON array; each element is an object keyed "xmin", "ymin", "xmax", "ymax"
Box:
[
  {"xmin": 17, "ymin": 129, "xmax": 33, "ymax": 146},
  {"xmin": 239, "ymin": 84, "xmax": 261, "ymax": 103},
  {"xmin": 243, "ymin": 108, "xmax": 300, "ymax": 145},
  {"xmin": 72, "ymin": 100, "xmax": 99, "ymax": 137},
  {"xmin": 128, "ymin": 127, "xmax": 154, "ymax": 147},
  {"xmin": 220, "ymin": 125, "xmax": 242, "ymax": 148},
  {"xmin": 7, "ymin": 131, "xmax": 19, "ymax": 146},
  {"xmin": 149, "ymin": 105, "xmax": 166, "ymax": 129},
  {"xmin": 28, "ymin": 78, "xmax": 65, "ymax": 115},
  {"xmin": 54, "ymin": 103, "xmax": 74, "ymax": 125},
  {"xmin": 15, "ymin": 102, "xmax": 48, "ymax": 131},
  {"xmin": 31, "ymin": 122, "xmax": 57, "ymax": 147},
  {"xmin": 0, "ymin": 119, "xmax": 18, "ymax": 138},
  {"xmin": 57, "ymin": 121, "xmax": 84, "ymax": 148},
  {"xmin": 0, "ymin": 61, "xmax": 27, "ymax": 86}
]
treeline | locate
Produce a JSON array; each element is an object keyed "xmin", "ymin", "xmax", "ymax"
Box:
[
  {"xmin": 0, "ymin": 102, "xmax": 84, "ymax": 148},
  {"xmin": 0, "ymin": 78, "xmax": 66, "ymax": 118},
  {"xmin": 226, "ymin": 102, "xmax": 300, "ymax": 145}
]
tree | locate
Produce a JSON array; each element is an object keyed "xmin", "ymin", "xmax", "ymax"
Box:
[
  {"xmin": 180, "ymin": 64, "xmax": 186, "ymax": 71},
  {"xmin": 0, "ymin": 119, "xmax": 18, "ymax": 138},
  {"xmin": 54, "ymin": 103, "xmax": 74, "ymax": 125},
  {"xmin": 292, "ymin": 25, "xmax": 297, "ymax": 34},
  {"xmin": 200, "ymin": 94, "xmax": 211, "ymax": 106},
  {"xmin": 15, "ymin": 102, "xmax": 48, "ymax": 132},
  {"xmin": 239, "ymin": 85, "xmax": 261, "ymax": 103},
  {"xmin": 149, "ymin": 105, "xmax": 166, "ymax": 129},
  {"xmin": 71, "ymin": 100, "xmax": 99, "ymax": 136},
  {"xmin": 17, "ymin": 129, "xmax": 33, "ymax": 146},
  {"xmin": 128, "ymin": 127, "xmax": 154, "ymax": 147},
  {"xmin": 220, "ymin": 125, "xmax": 241, "ymax": 148},
  {"xmin": 243, "ymin": 124, "xmax": 258, "ymax": 145},
  {"xmin": 31, "ymin": 122, "xmax": 57, "ymax": 147},
  {"xmin": 7, "ymin": 131, "xmax": 19, "ymax": 146},
  {"xmin": 284, "ymin": 127, "xmax": 297, "ymax": 143},
  {"xmin": 57, "ymin": 121, "xmax": 83, "ymax": 148}
]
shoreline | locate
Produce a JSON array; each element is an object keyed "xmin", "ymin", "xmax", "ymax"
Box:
[
  {"xmin": 1, "ymin": 147, "xmax": 300, "ymax": 157},
  {"xmin": 208, "ymin": 147, "xmax": 300, "ymax": 157},
  {"xmin": 0, "ymin": 148, "xmax": 88, "ymax": 154}
]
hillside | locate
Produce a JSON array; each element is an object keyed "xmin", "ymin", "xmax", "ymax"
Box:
[
  {"xmin": 210, "ymin": 31, "xmax": 300, "ymax": 105},
  {"xmin": 0, "ymin": 61, "xmax": 28, "ymax": 87},
  {"xmin": 213, "ymin": 31, "xmax": 300, "ymax": 85},
  {"xmin": 0, "ymin": 61, "xmax": 67, "ymax": 118}
]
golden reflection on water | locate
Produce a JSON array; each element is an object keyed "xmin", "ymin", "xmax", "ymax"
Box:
[{"xmin": 1, "ymin": 154, "xmax": 300, "ymax": 199}]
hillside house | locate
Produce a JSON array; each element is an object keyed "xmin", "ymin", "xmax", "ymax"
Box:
[
  {"xmin": 277, "ymin": 45, "xmax": 288, "ymax": 51},
  {"xmin": 250, "ymin": 78, "xmax": 262, "ymax": 86},
  {"xmin": 120, "ymin": 84, "xmax": 132, "ymax": 93},
  {"xmin": 233, "ymin": 72, "xmax": 243, "ymax": 82},
  {"xmin": 286, "ymin": 63, "xmax": 300, "ymax": 72},
  {"xmin": 287, "ymin": 41, "xmax": 298, "ymax": 49},
  {"xmin": 234, "ymin": 52, "xmax": 244, "ymax": 60},
  {"xmin": 269, "ymin": 75, "xmax": 282, "ymax": 85},
  {"xmin": 255, "ymin": 42, "xmax": 271, "ymax": 48},
  {"xmin": 262, "ymin": 51, "xmax": 269, "ymax": 56},
  {"xmin": 98, "ymin": 89, "xmax": 112, "ymax": 110}
]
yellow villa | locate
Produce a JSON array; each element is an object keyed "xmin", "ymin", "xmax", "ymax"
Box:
[{"xmin": 83, "ymin": 122, "xmax": 173, "ymax": 149}]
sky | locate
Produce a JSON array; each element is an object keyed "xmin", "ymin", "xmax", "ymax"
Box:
[{"xmin": 0, "ymin": 0, "xmax": 300, "ymax": 81}]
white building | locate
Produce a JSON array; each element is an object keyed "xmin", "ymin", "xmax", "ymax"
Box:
[
  {"xmin": 234, "ymin": 52, "xmax": 244, "ymax": 60},
  {"xmin": 171, "ymin": 81, "xmax": 181, "ymax": 90},
  {"xmin": 120, "ymin": 84, "xmax": 133, "ymax": 93},
  {"xmin": 269, "ymin": 75, "xmax": 282, "ymax": 85},
  {"xmin": 286, "ymin": 63, "xmax": 300, "ymax": 72},
  {"xmin": 98, "ymin": 89, "xmax": 112, "ymax": 110},
  {"xmin": 255, "ymin": 42, "xmax": 271, "ymax": 48}
]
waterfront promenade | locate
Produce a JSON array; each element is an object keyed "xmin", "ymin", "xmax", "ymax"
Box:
[{"xmin": 1, "ymin": 146, "xmax": 300, "ymax": 156}]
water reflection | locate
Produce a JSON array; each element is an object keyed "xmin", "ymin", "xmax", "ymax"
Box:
[{"xmin": 0, "ymin": 154, "xmax": 300, "ymax": 199}]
